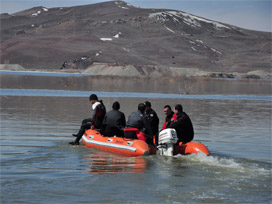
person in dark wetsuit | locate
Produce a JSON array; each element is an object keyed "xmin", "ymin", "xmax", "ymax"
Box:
[
  {"xmin": 69, "ymin": 94, "xmax": 106, "ymax": 145},
  {"xmin": 168, "ymin": 104, "xmax": 194, "ymax": 144},
  {"xmin": 100, "ymin": 101, "xmax": 126, "ymax": 137}
]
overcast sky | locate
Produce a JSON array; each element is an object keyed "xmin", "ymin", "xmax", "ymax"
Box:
[{"xmin": 1, "ymin": 0, "xmax": 271, "ymax": 32}]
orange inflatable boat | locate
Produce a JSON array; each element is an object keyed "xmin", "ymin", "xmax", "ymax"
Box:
[{"xmin": 82, "ymin": 129, "xmax": 209, "ymax": 157}]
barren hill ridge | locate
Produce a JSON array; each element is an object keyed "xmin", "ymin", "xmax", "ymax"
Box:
[{"xmin": 0, "ymin": 1, "xmax": 271, "ymax": 77}]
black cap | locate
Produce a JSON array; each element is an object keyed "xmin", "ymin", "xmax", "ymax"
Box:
[
  {"xmin": 144, "ymin": 101, "xmax": 151, "ymax": 107},
  {"xmin": 89, "ymin": 94, "xmax": 98, "ymax": 101}
]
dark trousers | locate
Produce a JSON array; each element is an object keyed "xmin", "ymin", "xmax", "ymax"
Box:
[{"xmin": 74, "ymin": 118, "xmax": 92, "ymax": 142}]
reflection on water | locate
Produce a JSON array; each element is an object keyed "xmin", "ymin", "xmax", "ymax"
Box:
[
  {"xmin": 0, "ymin": 93, "xmax": 271, "ymax": 203},
  {"xmin": 1, "ymin": 72, "xmax": 271, "ymax": 95},
  {"xmin": 1, "ymin": 88, "xmax": 271, "ymax": 101},
  {"xmin": 82, "ymin": 150, "xmax": 146, "ymax": 173}
]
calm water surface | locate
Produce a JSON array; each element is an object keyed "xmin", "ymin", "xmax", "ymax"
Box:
[{"xmin": 1, "ymin": 88, "xmax": 271, "ymax": 203}]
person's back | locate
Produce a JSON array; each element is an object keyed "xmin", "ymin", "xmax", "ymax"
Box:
[
  {"xmin": 100, "ymin": 102, "xmax": 126, "ymax": 137},
  {"xmin": 125, "ymin": 103, "xmax": 154, "ymax": 144},
  {"xmin": 125, "ymin": 103, "xmax": 146, "ymax": 137},
  {"xmin": 126, "ymin": 110, "xmax": 146, "ymax": 130}
]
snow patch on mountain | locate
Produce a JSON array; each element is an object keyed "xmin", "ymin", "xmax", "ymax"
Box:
[
  {"xmin": 113, "ymin": 32, "xmax": 122, "ymax": 38},
  {"xmin": 100, "ymin": 38, "xmax": 112, "ymax": 41},
  {"xmin": 32, "ymin": 11, "xmax": 41, "ymax": 16},
  {"xmin": 115, "ymin": 1, "xmax": 131, "ymax": 9},
  {"xmin": 122, "ymin": 47, "xmax": 130, "ymax": 52},
  {"xmin": 149, "ymin": 11, "xmax": 231, "ymax": 30},
  {"xmin": 196, "ymin": 39, "xmax": 203, "ymax": 44},
  {"xmin": 164, "ymin": 25, "xmax": 175, "ymax": 33},
  {"xmin": 210, "ymin": 48, "xmax": 222, "ymax": 55},
  {"xmin": 31, "ymin": 7, "xmax": 48, "ymax": 16}
]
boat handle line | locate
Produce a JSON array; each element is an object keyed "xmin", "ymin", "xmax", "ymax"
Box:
[{"xmin": 82, "ymin": 136, "xmax": 137, "ymax": 152}]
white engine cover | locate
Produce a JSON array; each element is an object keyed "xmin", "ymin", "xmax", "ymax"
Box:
[
  {"xmin": 157, "ymin": 128, "xmax": 178, "ymax": 156},
  {"xmin": 158, "ymin": 128, "xmax": 178, "ymax": 145}
]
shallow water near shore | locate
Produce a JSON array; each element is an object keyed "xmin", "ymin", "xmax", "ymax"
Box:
[{"xmin": 1, "ymin": 73, "xmax": 272, "ymax": 203}]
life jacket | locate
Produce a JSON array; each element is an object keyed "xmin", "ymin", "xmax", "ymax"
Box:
[
  {"xmin": 162, "ymin": 112, "xmax": 177, "ymax": 130},
  {"xmin": 92, "ymin": 101, "xmax": 106, "ymax": 128}
]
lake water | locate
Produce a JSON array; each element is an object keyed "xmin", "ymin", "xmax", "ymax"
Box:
[{"xmin": 0, "ymin": 73, "xmax": 271, "ymax": 203}]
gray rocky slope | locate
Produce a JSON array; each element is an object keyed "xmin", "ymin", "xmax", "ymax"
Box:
[{"xmin": 1, "ymin": 1, "xmax": 271, "ymax": 76}]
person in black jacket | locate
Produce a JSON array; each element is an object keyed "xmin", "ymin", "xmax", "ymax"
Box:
[
  {"xmin": 169, "ymin": 104, "xmax": 194, "ymax": 144},
  {"xmin": 144, "ymin": 101, "xmax": 159, "ymax": 145},
  {"xmin": 69, "ymin": 94, "xmax": 106, "ymax": 145},
  {"xmin": 144, "ymin": 101, "xmax": 159, "ymax": 136},
  {"xmin": 126, "ymin": 103, "xmax": 147, "ymax": 133},
  {"xmin": 125, "ymin": 103, "xmax": 153, "ymax": 144},
  {"xmin": 100, "ymin": 101, "xmax": 126, "ymax": 137}
]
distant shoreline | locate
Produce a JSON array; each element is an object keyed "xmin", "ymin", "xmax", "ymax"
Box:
[
  {"xmin": 1, "ymin": 65, "xmax": 271, "ymax": 96},
  {"xmin": 1, "ymin": 63, "xmax": 271, "ymax": 80}
]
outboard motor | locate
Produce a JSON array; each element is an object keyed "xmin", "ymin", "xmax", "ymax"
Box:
[{"xmin": 157, "ymin": 128, "xmax": 178, "ymax": 156}]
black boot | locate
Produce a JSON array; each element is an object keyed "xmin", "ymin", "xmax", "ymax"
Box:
[
  {"xmin": 69, "ymin": 141, "xmax": 79, "ymax": 145},
  {"xmin": 72, "ymin": 125, "xmax": 86, "ymax": 138},
  {"xmin": 70, "ymin": 125, "xmax": 86, "ymax": 145},
  {"xmin": 69, "ymin": 137, "xmax": 80, "ymax": 145}
]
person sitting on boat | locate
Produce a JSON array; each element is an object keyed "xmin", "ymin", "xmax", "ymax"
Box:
[
  {"xmin": 144, "ymin": 101, "xmax": 159, "ymax": 145},
  {"xmin": 69, "ymin": 94, "xmax": 106, "ymax": 145},
  {"xmin": 161, "ymin": 105, "xmax": 177, "ymax": 130},
  {"xmin": 144, "ymin": 101, "xmax": 159, "ymax": 136},
  {"xmin": 125, "ymin": 103, "xmax": 153, "ymax": 144},
  {"xmin": 168, "ymin": 104, "xmax": 194, "ymax": 144},
  {"xmin": 100, "ymin": 101, "xmax": 126, "ymax": 137}
]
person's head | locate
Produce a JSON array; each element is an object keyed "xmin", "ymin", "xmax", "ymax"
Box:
[
  {"xmin": 174, "ymin": 104, "xmax": 183, "ymax": 114},
  {"xmin": 144, "ymin": 101, "xmax": 151, "ymax": 111},
  {"xmin": 112, "ymin": 101, "xmax": 120, "ymax": 110},
  {"xmin": 89, "ymin": 94, "xmax": 98, "ymax": 104},
  {"xmin": 138, "ymin": 103, "xmax": 146, "ymax": 113},
  {"xmin": 163, "ymin": 105, "xmax": 172, "ymax": 116}
]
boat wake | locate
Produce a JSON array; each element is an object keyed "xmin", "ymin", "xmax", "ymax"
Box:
[{"xmin": 175, "ymin": 153, "xmax": 270, "ymax": 176}]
